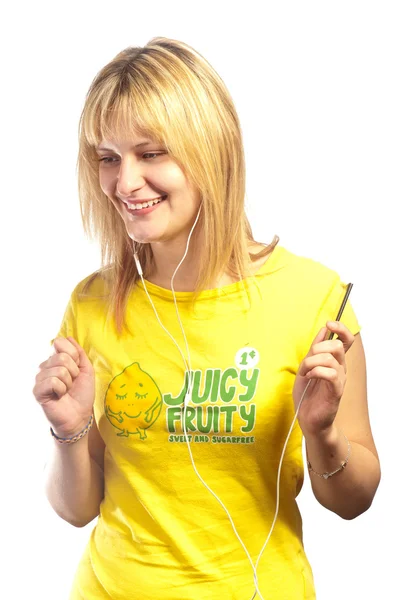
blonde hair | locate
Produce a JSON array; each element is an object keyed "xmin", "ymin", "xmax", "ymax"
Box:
[{"xmin": 77, "ymin": 36, "xmax": 279, "ymax": 336}]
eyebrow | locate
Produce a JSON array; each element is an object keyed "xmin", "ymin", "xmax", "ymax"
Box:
[{"xmin": 96, "ymin": 140, "xmax": 154, "ymax": 151}]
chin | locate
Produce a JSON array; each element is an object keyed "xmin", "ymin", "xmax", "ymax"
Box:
[
  {"xmin": 126, "ymin": 221, "xmax": 193, "ymax": 246},
  {"xmin": 127, "ymin": 229, "xmax": 168, "ymax": 245}
]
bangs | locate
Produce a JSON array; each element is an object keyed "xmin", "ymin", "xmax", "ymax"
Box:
[{"xmin": 82, "ymin": 77, "xmax": 171, "ymax": 151}]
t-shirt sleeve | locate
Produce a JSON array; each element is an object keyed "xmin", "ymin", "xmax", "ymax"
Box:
[{"xmin": 49, "ymin": 289, "xmax": 79, "ymax": 349}]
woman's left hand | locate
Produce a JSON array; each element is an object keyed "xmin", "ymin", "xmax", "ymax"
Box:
[{"xmin": 293, "ymin": 321, "xmax": 356, "ymax": 438}]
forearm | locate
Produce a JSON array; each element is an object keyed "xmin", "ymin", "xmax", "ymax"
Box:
[
  {"xmin": 304, "ymin": 424, "xmax": 381, "ymax": 520},
  {"xmin": 44, "ymin": 434, "xmax": 104, "ymax": 527}
]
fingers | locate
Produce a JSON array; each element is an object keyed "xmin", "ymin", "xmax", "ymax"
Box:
[
  {"xmin": 36, "ymin": 363, "xmax": 77, "ymax": 387},
  {"xmin": 312, "ymin": 338, "xmax": 345, "ymax": 358},
  {"xmin": 32, "ymin": 376, "xmax": 68, "ymax": 404},
  {"xmin": 34, "ymin": 337, "xmax": 81, "ymax": 398},
  {"xmin": 312, "ymin": 339, "xmax": 346, "ymax": 373},
  {"xmin": 304, "ymin": 366, "xmax": 342, "ymax": 388},
  {"xmin": 300, "ymin": 351, "xmax": 344, "ymax": 377},
  {"xmin": 33, "ymin": 372, "xmax": 74, "ymax": 404},
  {"xmin": 303, "ymin": 322, "xmax": 353, "ymax": 381},
  {"xmin": 325, "ymin": 321, "xmax": 355, "ymax": 351},
  {"xmin": 42, "ymin": 337, "xmax": 80, "ymax": 368},
  {"xmin": 65, "ymin": 337, "xmax": 93, "ymax": 374},
  {"xmin": 312, "ymin": 321, "xmax": 354, "ymax": 354},
  {"xmin": 311, "ymin": 327, "xmax": 328, "ymax": 345}
]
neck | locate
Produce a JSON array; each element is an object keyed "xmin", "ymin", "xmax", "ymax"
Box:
[
  {"xmin": 144, "ymin": 236, "xmax": 263, "ymax": 293},
  {"xmin": 146, "ymin": 231, "xmax": 203, "ymax": 292}
]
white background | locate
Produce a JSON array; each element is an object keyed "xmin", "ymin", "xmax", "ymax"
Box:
[{"xmin": 2, "ymin": 1, "xmax": 397, "ymax": 598}]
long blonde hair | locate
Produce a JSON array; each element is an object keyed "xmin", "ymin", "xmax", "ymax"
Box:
[{"xmin": 77, "ymin": 37, "xmax": 279, "ymax": 336}]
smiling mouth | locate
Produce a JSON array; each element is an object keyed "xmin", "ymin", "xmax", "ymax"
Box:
[
  {"xmin": 123, "ymin": 410, "xmax": 142, "ymax": 418},
  {"xmin": 123, "ymin": 195, "xmax": 168, "ymax": 211}
]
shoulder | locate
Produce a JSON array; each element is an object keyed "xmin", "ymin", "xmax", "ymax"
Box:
[
  {"xmin": 70, "ymin": 268, "xmax": 113, "ymax": 303},
  {"xmin": 251, "ymin": 242, "xmax": 341, "ymax": 289},
  {"xmin": 262, "ymin": 245, "xmax": 357, "ymax": 331},
  {"xmin": 278, "ymin": 246, "xmax": 344, "ymax": 290}
]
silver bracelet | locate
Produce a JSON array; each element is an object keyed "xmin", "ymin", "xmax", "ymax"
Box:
[
  {"xmin": 50, "ymin": 415, "xmax": 94, "ymax": 444},
  {"xmin": 307, "ymin": 432, "xmax": 351, "ymax": 479}
]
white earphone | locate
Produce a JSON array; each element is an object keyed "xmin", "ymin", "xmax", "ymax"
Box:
[{"xmin": 133, "ymin": 204, "xmax": 313, "ymax": 599}]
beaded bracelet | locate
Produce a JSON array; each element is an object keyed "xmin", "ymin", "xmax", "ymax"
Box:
[
  {"xmin": 307, "ymin": 432, "xmax": 351, "ymax": 479},
  {"xmin": 50, "ymin": 415, "xmax": 94, "ymax": 444}
]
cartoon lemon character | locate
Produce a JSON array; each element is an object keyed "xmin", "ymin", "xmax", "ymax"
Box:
[{"xmin": 105, "ymin": 363, "xmax": 163, "ymax": 440}]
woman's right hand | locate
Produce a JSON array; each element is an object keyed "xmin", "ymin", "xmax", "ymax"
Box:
[{"xmin": 33, "ymin": 337, "xmax": 95, "ymax": 438}]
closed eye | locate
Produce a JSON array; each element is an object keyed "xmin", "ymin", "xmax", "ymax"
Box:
[
  {"xmin": 116, "ymin": 393, "xmax": 128, "ymax": 400},
  {"xmin": 143, "ymin": 153, "xmax": 164, "ymax": 159},
  {"xmin": 98, "ymin": 153, "xmax": 164, "ymax": 164},
  {"xmin": 98, "ymin": 157, "xmax": 116, "ymax": 164},
  {"xmin": 135, "ymin": 392, "xmax": 148, "ymax": 399}
]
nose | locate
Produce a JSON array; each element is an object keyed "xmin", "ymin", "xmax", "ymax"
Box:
[{"xmin": 116, "ymin": 155, "xmax": 146, "ymax": 198}]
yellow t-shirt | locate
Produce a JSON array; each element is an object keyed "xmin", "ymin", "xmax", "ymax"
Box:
[{"xmin": 50, "ymin": 244, "xmax": 361, "ymax": 600}]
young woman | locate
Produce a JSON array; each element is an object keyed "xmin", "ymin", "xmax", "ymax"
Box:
[{"xmin": 33, "ymin": 37, "xmax": 381, "ymax": 599}]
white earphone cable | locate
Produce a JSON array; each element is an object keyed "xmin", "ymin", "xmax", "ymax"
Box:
[{"xmin": 133, "ymin": 210, "xmax": 313, "ymax": 599}]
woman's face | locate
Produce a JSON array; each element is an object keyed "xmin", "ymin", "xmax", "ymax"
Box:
[{"xmin": 96, "ymin": 133, "xmax": 202, "ymax": 245}]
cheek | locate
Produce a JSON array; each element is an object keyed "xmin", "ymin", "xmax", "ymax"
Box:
[
  {"xmin": 164, "ymin": 164, "xmax": 189, "ymax": 190},
  {"xmin": 99, "ymin": 170, "xmax": 114, "ymax": 193},
  {"xmin": 98, "ymin": 173, "xmax": 121, "ymax": 214},
  {"xmin": 166, "ymin": 170, "xmax": 200, "ymax": 206},
  {"xmin": 98, "ymin": 172, "xmax": 108, "ymax": 195}
]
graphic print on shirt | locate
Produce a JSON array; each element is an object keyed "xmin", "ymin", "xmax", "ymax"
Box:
[
  {"xmin": 164, "ymin": 346, "xmax": 260, "ymax": 444},
  {"xmin": 104, "ymin": 362, "xmax": 163, "ymax": 440}
]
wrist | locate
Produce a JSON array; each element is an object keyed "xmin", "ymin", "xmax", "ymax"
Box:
[
  {"xmin": 50, "ymin": 415, "xmax": 94, "ymax": 444},
  {"xmin": 303, "ymin": 423, "xmax": 339, "ymax": 446},
  {"xmin": 305, "ymin": 424, "xmax": 350, "ymax": 479}
]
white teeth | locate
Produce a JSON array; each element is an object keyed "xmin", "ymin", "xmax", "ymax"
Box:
[{"xmin": 126, "ymin": 196, "xmax": 165, "ymax": 211}]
